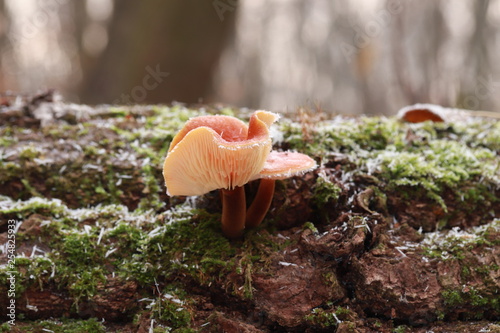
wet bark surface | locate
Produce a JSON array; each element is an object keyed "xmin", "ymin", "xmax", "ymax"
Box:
[{"xmin": 0, "ymin": 92, "xmax": 499, "ymax": 332}]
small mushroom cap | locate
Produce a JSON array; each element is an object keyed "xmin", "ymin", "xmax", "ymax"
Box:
[
  {"xmin": 255, "ymin": 151, "xmax": 317, "ymax": 180},
  {"xmin": 397, "ymin": 104, "xmax": 445, "ymax": 123},
  {"xmin": 163, "ymin": 111, "xmax": 279, "ymax": 196},
  {"xmin": 397, "ymin": 103, "xmax": 500, "ymax": 123}
]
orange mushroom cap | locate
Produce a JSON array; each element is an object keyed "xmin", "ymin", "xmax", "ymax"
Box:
[
  {"xmin": 255, "ymin": 151, "xmax": 317, "ymax": 180},
  {"xmin": 398, "ymin": 103, "xmax": 500, "ymax": 123},
  {"xmin": 397, "ymin": 104, "xmax": 445, "ymax": 123},
  {"xmin": 163, "ymin": 111, "xmax": 279, "ymax": 196}
]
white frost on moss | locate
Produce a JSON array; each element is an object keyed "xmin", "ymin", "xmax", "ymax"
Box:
[{"xmin": 420, "ymin": 219, "xmax": 499, "ymax": 260}]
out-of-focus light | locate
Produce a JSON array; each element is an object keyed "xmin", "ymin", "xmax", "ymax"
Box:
[
  {"xmin": 488, "ymin": 0, "xmax": 500, "ymax": 27},
  {"xmin": 442, "ymin": 2, "xmax": 474, "ymax": 38},
  {"xmin": 86, "ymin": 0, "xmax": 113, "ymax": 22},
  {"xmin": 82, "ymin": 22, "xmax": 108, "ymax": 56}
]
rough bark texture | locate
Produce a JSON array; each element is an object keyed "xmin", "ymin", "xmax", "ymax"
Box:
[{"xmin": 0, "ymin": 91, "xmax": 499, "ymax": 332}]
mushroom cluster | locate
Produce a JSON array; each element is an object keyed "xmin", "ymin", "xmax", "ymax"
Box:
[{"xmin": 163, "ymin": 110, "xmax": 316, "ymax": 238}]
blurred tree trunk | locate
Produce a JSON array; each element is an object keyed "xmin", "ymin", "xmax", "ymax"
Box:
[
  {"xmin": 78, "ymin": 0, "xmax": 237, "ymax": 105},
  {"xmin": 469, "ymin": 1, "xmax": 490, "ymax": 78},
  {"xmin": 464, "ymin": 0, "xmax": 491, "ymax": 110},
  {"xmin": 390, "ymin": 1, "xmax": 446, "ymax": 106},
  {"xmin": 0, "ymin": 0, "xmax": 8, "ymax": 91}
]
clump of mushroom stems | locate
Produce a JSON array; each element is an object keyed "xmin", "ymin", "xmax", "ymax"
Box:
[{"xmin": 221, "ymin": 179, "xmax": 276, "ymax": 239}]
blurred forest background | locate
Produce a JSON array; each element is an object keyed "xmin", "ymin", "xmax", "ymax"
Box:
[{"xmin": 0, "ymin": 0, "xmax": 499, "ymax": 115}]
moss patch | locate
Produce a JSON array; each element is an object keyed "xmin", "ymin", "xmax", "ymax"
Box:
[
  {"xmin": 5, "ymin": 318, "xmax": 106, "ymax": 333},
  {"xmin": 1, "ymin": 100, "xmax": 499, "ymax": 331},
  {"xmin": 279, "ymin": 116, "xmax": 499, "ymax": 226}
]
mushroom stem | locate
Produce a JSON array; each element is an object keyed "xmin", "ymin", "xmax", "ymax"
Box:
[
  {"xmin": 221, "ymin": 186, "xmax": 246, "ymax": 239},
  {"xmin": 245, "ymin": 179, "xmax": 276, "ymax": 228}
]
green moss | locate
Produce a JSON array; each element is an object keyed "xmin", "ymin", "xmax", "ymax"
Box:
[
  {"xmin": 242, "ymin": 262, "xmax": 254, "ymax": 299},
  {"xmin": 26, "ymin": 225, "xmax": 109, "ymax": 308},
  {"xmin": 124, "ymin": 209, "xmax": 234, "ymax": 285},
  {"xmin": 149, "ymin": 290, "xmax": 192, "ymax": 329},
  {"xmin": 335, "ymin": 306, "xmax": 352, "ymax": 317},
  {"xmin": 137, "ymin": 164, "xmax": 164, "ymax": 212},
  {"xmin": 304, "ymin": 306, "xmax": 354, "ymax": 328},
  {"xmin": 95, "ymin": 185, "xmax": 107, "ymax": 194},
  {"xmin": 103, "ymin": 107, "xmax": 129, "ymax": 118},
  {"xmin": 279, "ymin": 116, "xmax": 499, "ymax": 221},
  {"xmin": 43, "ymin": 123, "xmax": 86, "ymax": 140},
  {"xmin": 18, "ymin": 144, "xmax": 42, "ymax": 160},
  {"xmin": 20, "ymin": 178, "xmax": 41, "ymax": 197},
  {"xmin": 370, "ymin": 139, "xmax": 497, "ymax": 210},
  {"xmin": 0, "ymin": 107, "xmax": 203, "ymax": 209},
  {"xmin": 127, "ymin": 209, "xmax": 282, "ymax": 299},
  {"xmin": 305, "ymin": 308, "xmax": 339, "ymax": 328},
  {"xmin": 83, "ymin": 145, "xmax": 99, "ymax": 156},
  {"xmin": 422, "ymin": 220, "xmax": 499, "ymax": 261},
  {"xmin": 0, "ymin": 135, "xmax": 17, "ymax": 147},
  {"xmin": 0, "ymin": 197, "xmax": 154, "ymax": 308},
  {"xmin": 219, "ymin": 107, "xmax": 236, "ymax": 116},
  {"xmin": 22, "ymin": 257, "xmax": 56, "ymax": 291},
  {"xmin": 106, "ymin": 222, "xmax": 145, "ymax": 253},
  {"xmin": 277, "ymin": 120, "xmax": 316, "ymax": 154},
  {"xmin": 441, "ymin": 286, "xmax": 500, "ymax": 319},
  {"xmin": 475, "ymin": 264, "xmax": 500, "ymax": 275},
  {"xmin": 2, "ymin": 105, "xmax": 500, "ymax": 330},
  {"xmin": 313, "ymin": 174, "xmax": 342, "ymax": 208},
  {"xmin": 302, "ymin": 221, "xmax": 319, "ymax": 234},
  {"xmin": 449, "ymin": 119, "xmax": 500, "ymax": 152},
  {"xmin": 0, "ymin": 162, "xmax": 21, "ymax": 184},
  {"xmin": 15, "ymin": 318, "xmax": 106, "ymax": 333},
  {"xmin": 44, "ymin": 163, "xmax": 139, "ymax": 208},
  {"xmin": 442, "ymin": 289, "xmax": 463, "ymax": 307},
  {"xmin": 393, "ymin": 325, "xmax": 409, "ymax": 333},
  {"xmin": 461, "ymin": 265, "xmax": 471, "ymax": 279},
  {"xmin": 0, "ymin": 194, "xmax": 280, "ymax": 306},
  {"xmin": 0, "ymin": 323, "xmax": 11, "ymax": 332},
  {"xmin": 280, "ymin": 116, "xmax": 397, "ymax": 155},
  {"xmin": 0, "ymin": 196, "xmax": 67, "ymax": 217},
  {"xmin": 0, "ymin": 268, "xmax": 23, "ymax": 297},
  {"xmin": 436, "ymin": 310, "xmax": 445, "ymax": 321},
  {"xmin": 323, "ymin": 272, "xmax": 341, "ymax": 290}
]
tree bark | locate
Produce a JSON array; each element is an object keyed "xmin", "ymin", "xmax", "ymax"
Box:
[{"xmin": 0, "ymin": 94, "xmax": 498, "ymax": 332}]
